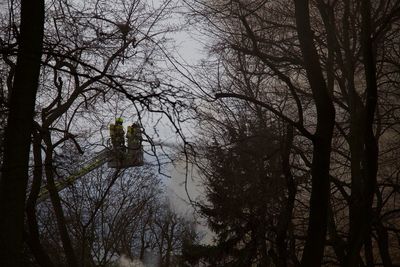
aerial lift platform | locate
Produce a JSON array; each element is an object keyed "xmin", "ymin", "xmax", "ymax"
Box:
[{"xmin": 37, "ymin": 123, "xmax": 143, "ymax": 202}]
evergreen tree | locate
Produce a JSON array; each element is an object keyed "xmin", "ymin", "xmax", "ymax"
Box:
[{"xmin": 198, "ymin": 117, "xmax": 286, "ymax": 266}]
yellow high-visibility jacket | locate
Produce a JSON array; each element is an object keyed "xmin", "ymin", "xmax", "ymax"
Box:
[
  {"xmin": 126, "ymin": 125, "xmax": 140, "ymax": 147},
  {"xmin": 110, "ymin": 124, "xmax": 125, "ymax": 144},
  {"xmin": 110, "ymin": 124, "xmax": 124, "ymax": 135}
]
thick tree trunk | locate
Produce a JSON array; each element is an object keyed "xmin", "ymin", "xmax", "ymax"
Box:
[
  {"xmin": 0, "ymin": 1, "xmax": 44, "ymax": 266},
  {"xmin": 294, "ymin": 1, "xmax": 335, "ymax": 266}
]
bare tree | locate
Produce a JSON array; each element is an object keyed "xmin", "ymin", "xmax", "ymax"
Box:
[
  {"xmin": 0, "ymin": 0, "xmax": 195, "ymax": 266},
  {"xmin": 0, "ymin": 1, "xmax": 44, "ymax": 266},
  {"xmin": 185, "ymin": 0, "xmax": 400, "ymax": 266}
]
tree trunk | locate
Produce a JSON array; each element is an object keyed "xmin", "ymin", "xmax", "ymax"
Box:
[
  {"xmin": 25, "ymin": 131, "xmax": 54, "ymax": 267},
  {"xmin": 0, "ymin": 1, "xmax": 44, "ymax": 266},
  {"xmin": 43, "ymin": 144, "xmax": 79, "ymax": 267},
  {"xmin": 346, "ymin": 0, "xmax": 379, "ymax": 265},
  {"xmin": 294, "ymin": 1, "xmax": 336, "ymax": 266},
  {"xmin": 327, "ymin": 199, "xmax": 346, "ymax": 266},
  {"xmin": 376, "ymin": 221, "xmax": 393, "ymax": 267},
  {"xmin": 276, "ymin": 125, "xmax": 296, "ymax": 267}
]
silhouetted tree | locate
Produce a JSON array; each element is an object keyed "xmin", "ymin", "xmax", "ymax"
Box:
[
  {"xmin": 0, "ymin": 1, "xmax": 44, "ymax": 266},
  {"xmin": 186, "ymin": 0, "xmax": 400, "ymax": 266}
]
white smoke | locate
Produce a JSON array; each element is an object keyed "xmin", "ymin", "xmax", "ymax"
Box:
[{"xmin": 118, "ymin": 254, "xmax": 145, "ymax": 267}]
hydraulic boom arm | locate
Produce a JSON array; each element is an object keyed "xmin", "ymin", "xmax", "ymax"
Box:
[
  {"xmin": 37, "ymin": 126, "xmax": 144, "ymax": 203},
  {"xmin": 37, "ymin": 149, "xmax": 110, "ymax": 202}
]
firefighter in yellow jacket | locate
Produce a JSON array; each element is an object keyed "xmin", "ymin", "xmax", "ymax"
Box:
[
  {"xmin": 109, "ymin": 118, "xmax": 125, "ymax": 152},
  {"xmin": 126, "ymin": 122, "xmax": 141, "ymax": 151}
]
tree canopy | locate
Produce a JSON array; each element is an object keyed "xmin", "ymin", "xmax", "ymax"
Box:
[{"xmin": 1, "ymin": 0, "xmax": 400, "ymax": 266}]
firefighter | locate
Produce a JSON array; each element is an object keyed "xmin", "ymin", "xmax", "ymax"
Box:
[
  {"xmin": 126, "ymin": 122, "xmax": 141, "ymax": 151},
  {"xmin": 109, "ymin": 118, "xmax": 125, "ymax": 152}
]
